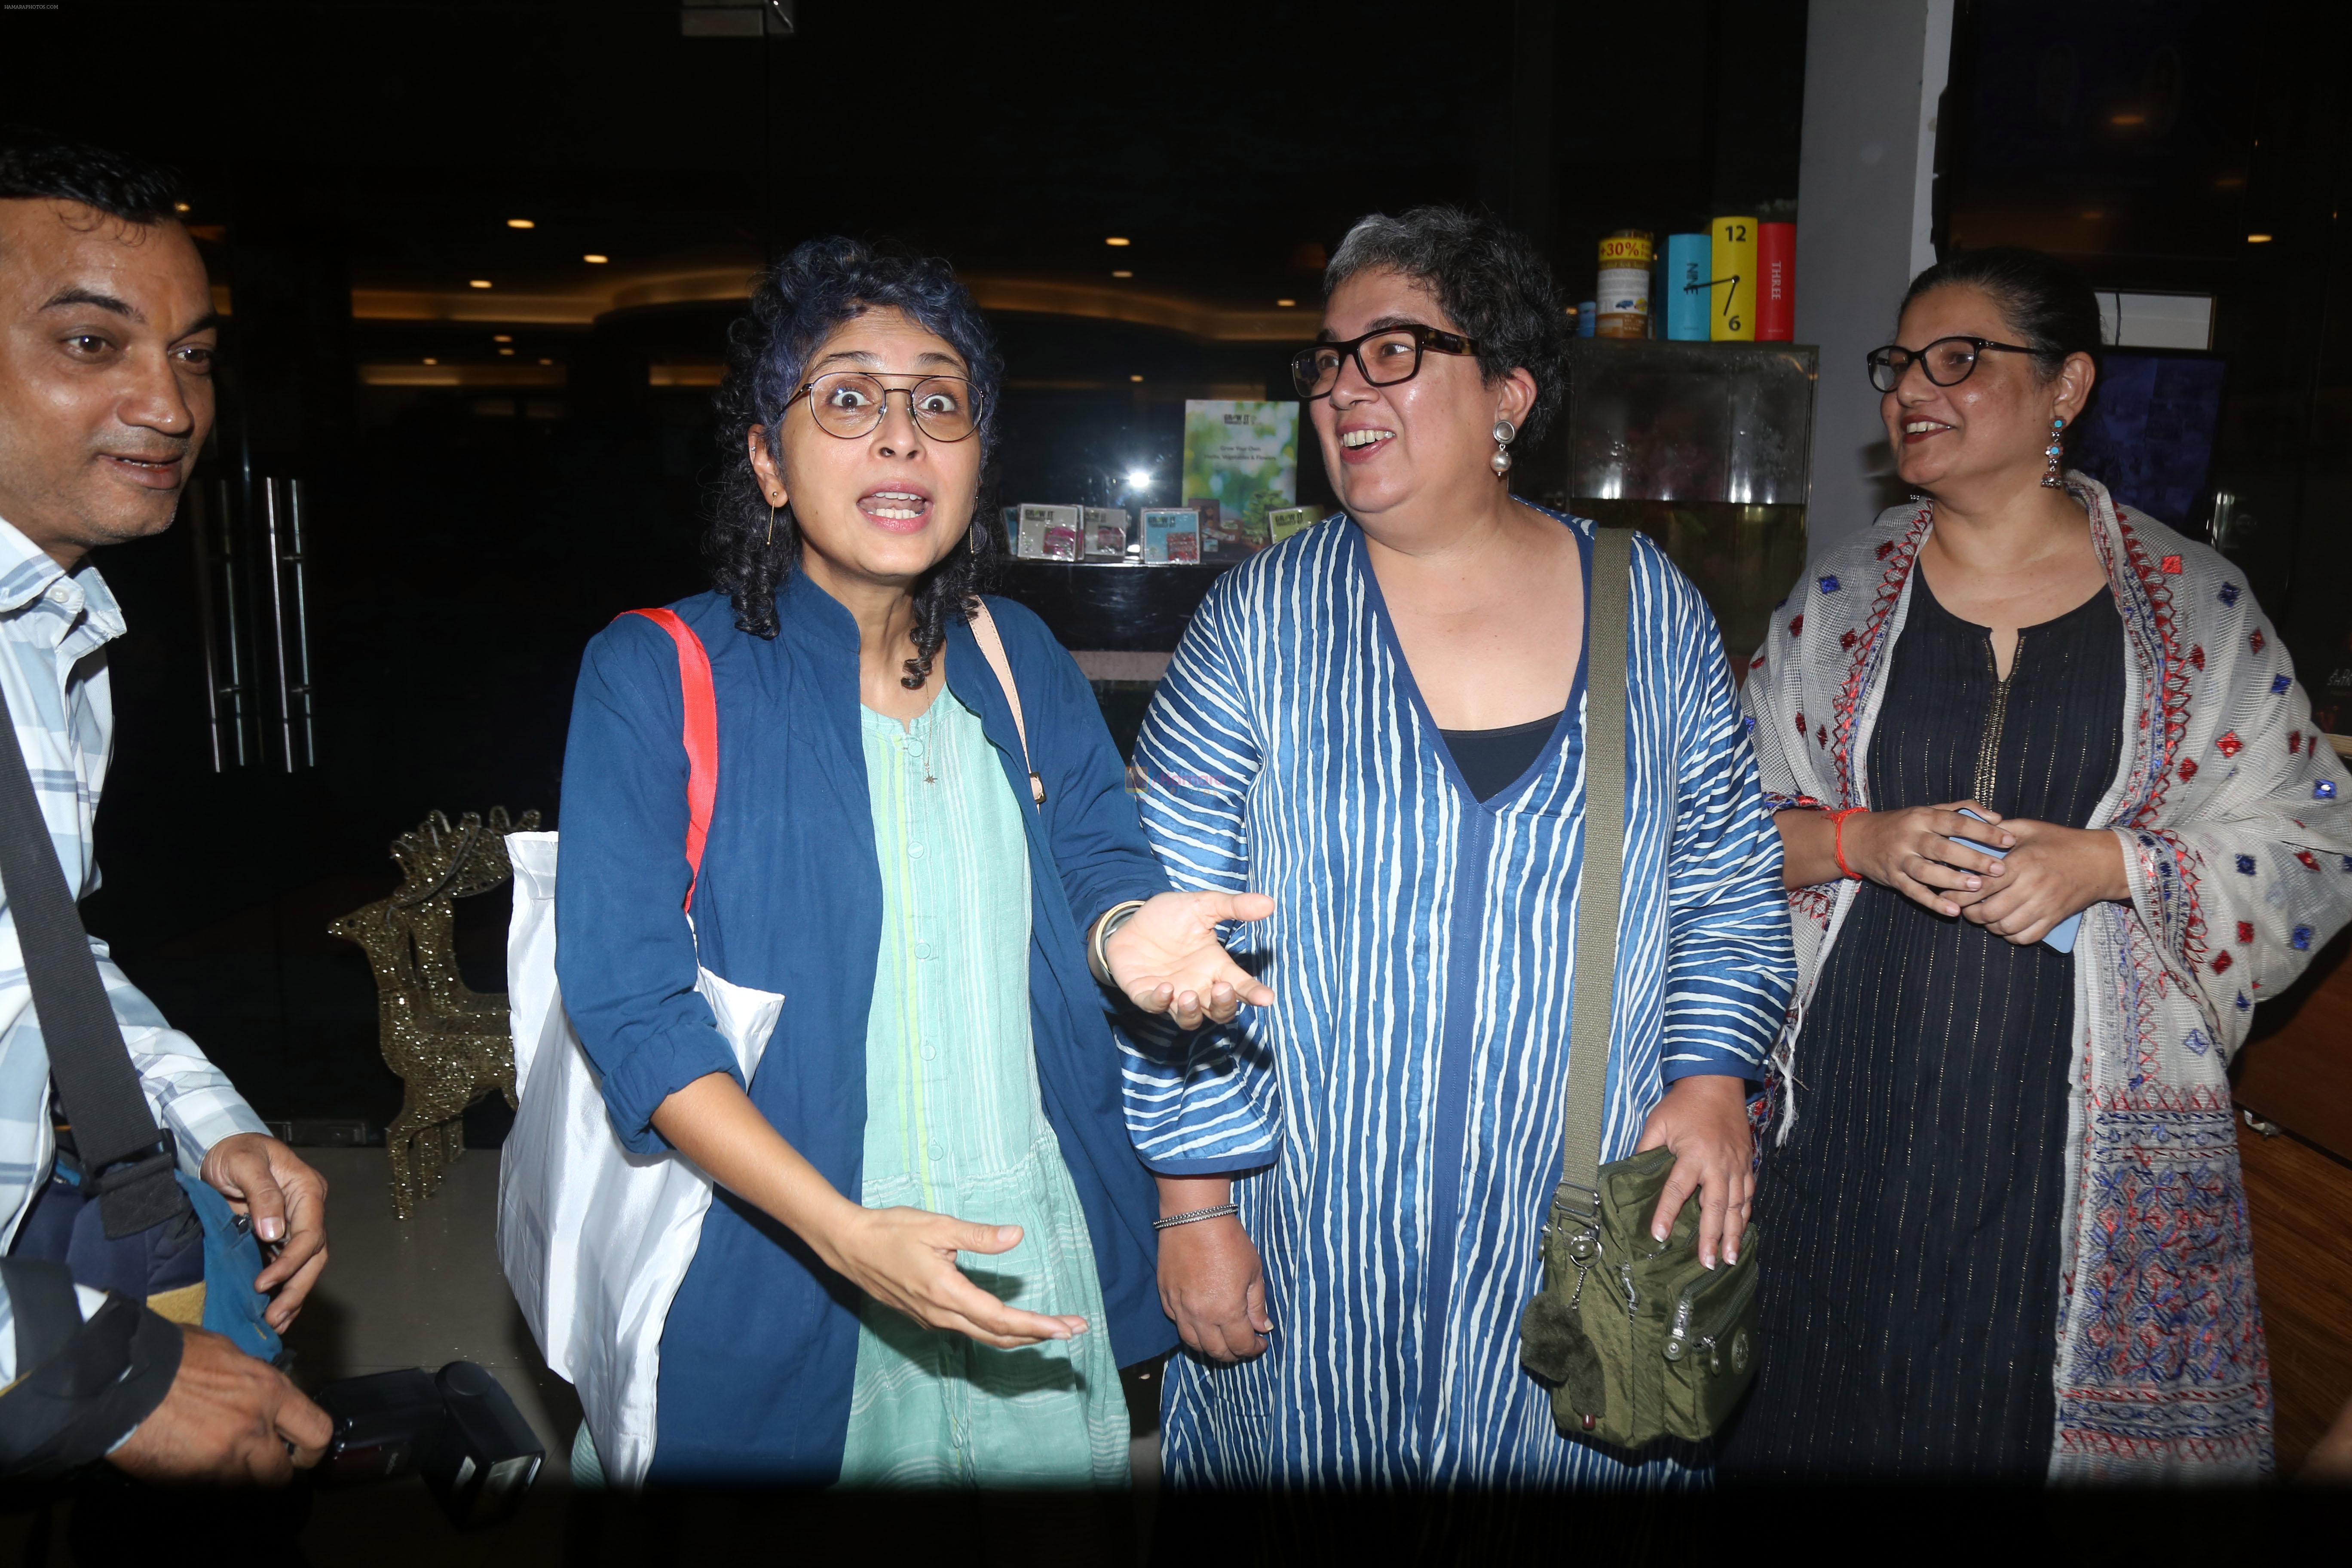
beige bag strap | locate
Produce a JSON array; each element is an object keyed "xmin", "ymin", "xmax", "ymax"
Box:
[
  {"xmin": 1556, "ymin": 527, "xmax": 1633, "ymax": 1216},
  {"xmin": 966, "ymin": 600, "xmax": 1046, "ymax": 807}
]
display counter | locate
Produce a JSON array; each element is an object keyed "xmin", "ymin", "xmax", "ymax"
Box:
[
  {"xmin": 1555, "ymin": 338, "xmax": 1816, "ymax": 663},
  {"xmin": 991, "ymin": 560, "xmax": 1233, "ymax": 652}
]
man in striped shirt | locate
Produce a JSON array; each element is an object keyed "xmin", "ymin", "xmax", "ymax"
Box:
[{"xmin": 0, "ymin": 131, "xmax": 331, "ymax": 1481}]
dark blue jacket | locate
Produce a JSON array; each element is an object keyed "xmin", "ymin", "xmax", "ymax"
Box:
[{"xmin": 554, "ymin": 571, "xmax": 1175, "ymax": 1483}]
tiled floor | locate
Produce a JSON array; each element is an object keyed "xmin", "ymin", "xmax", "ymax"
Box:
[
  {"xmin": 257, "ymin": 1146, "xmax": 581, "ymax": 1560},
  {"xmin": 270, "ymin": 1144, "xmax": 1159, "ymax": 1562},
  {"xmin": 285, "ymin": 1146, "xmax": 582, "ymax": 1484}
]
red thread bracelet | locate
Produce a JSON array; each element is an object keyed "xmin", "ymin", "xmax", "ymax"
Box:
[{"xmin": 1825, "ymin": 807, "xmax": 1868, "ymax": 881}]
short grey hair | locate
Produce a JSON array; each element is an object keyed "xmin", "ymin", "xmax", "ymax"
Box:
[{"xmin": 1324, "ymin": 205, "xmax": 1568, "ymax": 446}]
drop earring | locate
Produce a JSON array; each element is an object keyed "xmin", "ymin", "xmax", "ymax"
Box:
[
  {"xmin": 1490, "ymin": 418, "xmax": 1517, "ymax": 478},
  {"xmin": 2042, "ymin": 416, "xmax": 2065, "ymax": 489},
  {"xmin": 767, "ymin": 492, "xmax": 784, "ymax": 546}
]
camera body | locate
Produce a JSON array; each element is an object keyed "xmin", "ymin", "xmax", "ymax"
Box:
[{"xmin": 313, "ymin": 1361, "xmax": 544, "ymax": 1528}]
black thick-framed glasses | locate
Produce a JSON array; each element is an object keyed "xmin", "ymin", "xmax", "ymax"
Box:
[
  {"xmin": 789, "ymin": 371, "xmax": 983, "ymax": 441},
  {"xmin": 1865, "ymin": 336, "xmax": 2040, "ymax": 393},
  {"xmin": 1290, "ymin": 323, "xmax": 1481, "ymax": 401}
]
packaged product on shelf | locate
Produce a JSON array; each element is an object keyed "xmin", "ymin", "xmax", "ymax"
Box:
[
  {"xmin": 1758, "ymin": 222, "xmax": 1795, "ymax": 341},
  {"xmin": 1081, "ymin": 506, "xmax": 1131, "ymax": 560},
  {"xmin": 1193, "ymin": 496, "xmax": 1255, "ymax": 557},
  {"xmin": 1185, "ymin": 498, "xmax": 1221, "ymax": 545},
  {"xmin": 1141, "ymin": 507, "xmax": 1201, "ymax": 564},
  {"xmin": 1709, "ymin": 216, "xmax": 1758, "ymax": 342},
  {"xmin": 1664, "ymin": 233, "xmax": 1712, "ymax": 341},
  {"xmin": 1596, "ymin": 230, "xmax": 1653, "ymax": 338},
  {"xmin": 1225, "ymin": 505, "xmax": 1271, "ymax": 555},
  {"xmin": 1197, "ymin": 501, "xmax": 1243, "ymax": 558},
  {"xmin": 1016, "ymin": 503, "xmax": 1080, "ymax": 560},
  {"xmin": 1268, "ymin": 505, "xmax": 1323, "ymax": 543}
]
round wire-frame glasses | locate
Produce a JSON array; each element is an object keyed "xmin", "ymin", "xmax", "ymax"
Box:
[
  {"xmin": 790, "ymin": 371, "xmax": 983, "ymax": 441},
  {"xmin": 1865, "ymin": 335, "xmax": 2042, "ymax": 394}
]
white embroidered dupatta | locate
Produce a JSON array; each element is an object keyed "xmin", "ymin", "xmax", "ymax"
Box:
[{"xmin": 1739, "ymin": 473, "xmax": 2352, "ymax": 1480}]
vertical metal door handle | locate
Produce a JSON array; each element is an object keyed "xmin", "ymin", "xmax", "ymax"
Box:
[
  {"xmin": 199, "ymin": 478, "xmax": 254, "ymax": 769},
  {"xmin": 187, "ymin": 483, "xmax": 228, "ymax": 772},
  {"xmin": 260, "ymin": 479, "xmax": 297, "ymax": 772},
  {"xmin": 284, "ymin": 480, "xmax": 317, "ymax": 768}
]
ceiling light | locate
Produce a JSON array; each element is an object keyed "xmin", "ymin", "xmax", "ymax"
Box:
[
  {"xmin": 1111, "ymin": 269, "xmax": 1133, "ymax": 279},
  {"xmin": 173, "ymin": 202, "xmax": 190, "ymax": 214},
  {"xmin": 2079, "ymin": 211, "xmax": 2104, "ymax": 220},
  {"xmin": 582, "ymin": 254, "xmax": 609, "ymax": 264},
  {"xmin": 2248, "ymin": 233, "xmax": 2274, "ymax": 243},
  {"xmin": 469, "ymin": 279, "xmax": 493, "ymax": 288},
  {"xmin": 1129, "ymin": 374, "xmax": 1144, "ymax": 383},
  {"xmin": 1277, "ymin": 298, "xmax": 1297, "ymax": 307},
  {"xmin": 423, "ymin": 357, "xmax": 438, "ymax": 365},
  {"xmin": 1105, "ymin": 236, "xmax": 1131, "ymax": 247},
  {"xmin": 1125, "ymin": 468, "xmax": 1153, "ymax": 487},
  {"xmin": 507, "ymin": 218, "xmax": 536, "ymax": 229},
  {"xmin": 2109, "ymin": 113, "xmax": 2146, "ymax": 126},
  {"xmin": 538, "ymin": 358, "xmax": 553, "ymax": 366},
  {"xmin": 493, "ymin": 334, "xmax": 513, "ymax": 343},
  {"xmin": 499, "ymin": 348, "xmax": 515, "ymax": 356}
]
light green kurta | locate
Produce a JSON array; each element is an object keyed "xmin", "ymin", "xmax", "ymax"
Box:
[{"xmin": 836, "ymin": 689, "xmax": 1129, "ymax": 1490}]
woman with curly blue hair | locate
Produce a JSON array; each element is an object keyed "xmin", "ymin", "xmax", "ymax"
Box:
[{"xmin": 552, "ymin": 237, "xmax": 1271, "ymax": 1485}]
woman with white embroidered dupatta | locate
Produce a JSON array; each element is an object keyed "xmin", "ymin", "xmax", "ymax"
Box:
[{"xmin": 1727, "ymin": 248, "xmax": 2352, "ymax": 1482}]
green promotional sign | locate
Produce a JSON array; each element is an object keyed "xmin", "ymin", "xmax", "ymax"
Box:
[{"xmin": 1181, "ymin": 400, "xmax": 1298, "ymax": 556}]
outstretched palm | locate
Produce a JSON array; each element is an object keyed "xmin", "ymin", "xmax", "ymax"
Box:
[{"xmin": 1103, "ymin": 890, "xmax": 1276, "ymax": 1029}]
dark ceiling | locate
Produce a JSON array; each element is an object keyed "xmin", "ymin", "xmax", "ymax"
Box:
[{"xmin": 1, "ymin": 0, "xmax": 1806, "ymax": 308}]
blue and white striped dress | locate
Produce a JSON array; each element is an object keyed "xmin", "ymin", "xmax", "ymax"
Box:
[{"xmin": 1123, "ymin": 509, "xmax": 1794, "ymax": 1489}]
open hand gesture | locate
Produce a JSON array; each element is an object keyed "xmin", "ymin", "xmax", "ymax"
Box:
[
  {"xmin": 823, "ymin": 1208, "xmax": 1090, "ymax": 1350},
  {"xmin": 1103, "ymin": 890, "xmax": 1275, "ymax": 1029}
]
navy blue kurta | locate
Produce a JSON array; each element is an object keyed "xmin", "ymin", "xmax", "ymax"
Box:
[{"xmin": 554, "ymin": 571, "xmax": 1176, "ymax": 1483}]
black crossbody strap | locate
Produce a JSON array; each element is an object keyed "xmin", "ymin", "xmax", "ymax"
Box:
[
  {"xmin": 0, "ymin": 680, "xmax": 187, "ymax": 1238},
  {"xmin": 1558, "ymin": 527, "xmax": 1632, "ymax": 1212}
]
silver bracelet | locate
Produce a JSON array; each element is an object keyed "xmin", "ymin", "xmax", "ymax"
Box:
[
  {"xmin": 1088, "ymin": 899, "xmax": 1148, "ymax": 986},
  {"xmin": 1152, "ymin": 1203, "xmax": 1239, "ymax": 1231}
]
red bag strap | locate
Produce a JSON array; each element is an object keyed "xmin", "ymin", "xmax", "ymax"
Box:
[{"xmin": 621, "ymin": 608, "xmax": 717, "ymax": 912}]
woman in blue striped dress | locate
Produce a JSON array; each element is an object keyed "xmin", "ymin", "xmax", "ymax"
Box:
[{"xmin": 1124, "ymin": 208, "xmax": 1795, "ymax": 1491}]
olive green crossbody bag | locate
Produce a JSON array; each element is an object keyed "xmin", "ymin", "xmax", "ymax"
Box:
[{"xmin": 1516, "ymin": 525, "xmax": 1762, "ymax": 1450}]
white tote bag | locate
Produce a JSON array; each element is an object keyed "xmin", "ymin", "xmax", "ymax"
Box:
[
  {"xmin": 498, "ymin": 831, "xmax": 780, "ymax": 1488},
  {"xmin": 495, "ymin": 600, "xmax": 1039, "ymax": 1487}
]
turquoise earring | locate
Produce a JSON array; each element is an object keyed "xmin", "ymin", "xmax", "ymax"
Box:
[{"xmin": 2041, "ymin": 417, "xmax": 2065, "ymax": 489}]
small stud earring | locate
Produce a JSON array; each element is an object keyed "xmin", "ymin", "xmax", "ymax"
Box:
[
  {"xmin": 1490, "ymin": 418, "xmax": 1517, "ymax": 478},
  {"xmin": 2041, "ymin": 416, "xmax": 2065, "ymax": 489}
]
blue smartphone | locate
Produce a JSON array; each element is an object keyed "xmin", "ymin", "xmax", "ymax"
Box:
[{"xmin": 1950, "ymin": 808, "xmax": 2080, "ymax": 953}]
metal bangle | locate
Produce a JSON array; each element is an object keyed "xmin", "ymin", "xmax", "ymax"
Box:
[
  {"xmin": 1088, "ymin": 899, "xmax": 1148, "ymax": 985},
  {"xmin": 1151, "ymin": 1203, "xmax": 1239, "ymax": 1231}
]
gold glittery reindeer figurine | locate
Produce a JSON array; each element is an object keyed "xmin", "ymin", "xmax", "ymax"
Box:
[{"xmin": 329, "ymin": 807, "xmax": 540, "ymax": 1218}]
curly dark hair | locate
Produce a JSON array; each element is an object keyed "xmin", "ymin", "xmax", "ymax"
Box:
[
  {"xmin": 1322, "ymin": 205, "xmax": 1569, "ymax": 447},
  {"xmin": 708, "ymin": 236, "xmax": 1004, "ymax": 687},
  {"xmin": 0, "ymin": 126, "xmax": 186, "ymax": 224}
]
